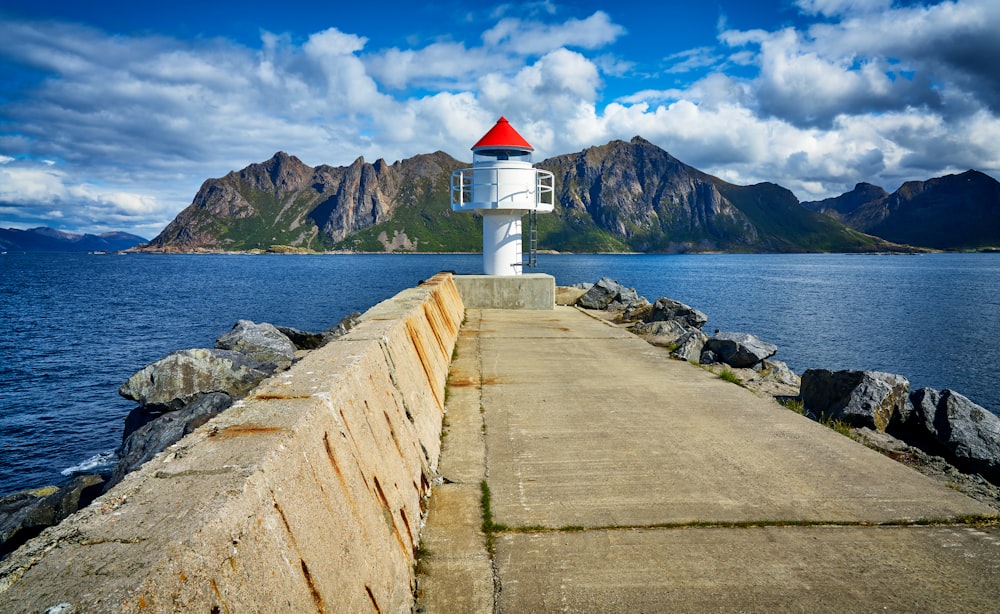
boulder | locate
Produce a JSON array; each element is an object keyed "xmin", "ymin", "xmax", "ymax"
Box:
[
  {"xmin": 119, "ymin": 348, "xmax": 272, "ymax": 410},
  {"xmin": 1, "ymin": 475, "xmax": 104, "ymax": 559},
  {"xmin": 671, "ymin": 330, "xmax": 709, "ymax": 362},
  {"xmin": 649, "ymin": 297, "xmax": 709, "ymax": 329},
  {"xmin": 759, "ymin": 360, "xmax": 800, "ymax": 387},
  {"xmin": 909, "ymin": 388, "xmax": 1000, "ymax": 481},
  {"xmin": 275, "ymin": 325, "xmax": 325, "ymax": 350},
  {"xmin": 577, "ymin": 277, "xmax": 640, "ymax": 310},
  {"xmin": 620, "ymin": 297, "xmax": 652, "ymax": 321},
  {"xmin": 107, "ymin": 392, "xmax": 234, "ymax": 490},
  {"xmin": 215, "ymin": 320, "xmax": 296, "ymax": 368},
  {"xmin": 631, "ymin": 319, "xmax": 689, "ymax": 340},
  {"xmin": 322, "ymin": 311, "xmax": 363, "ymax": 343},
  {"xmin": 704, "ymin": 332, "xmax": 777, "ymax": 368},
  {"xmin": 800, "ymin": 369, "xmax": 910, "ymax": 432}
]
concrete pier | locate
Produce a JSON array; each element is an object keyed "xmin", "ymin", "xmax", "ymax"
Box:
[
  {"xmin": 416, "ymin": 306, "xmax": 1000, "ymax": 613},
  {"xmin": 2, "ymin": 276, "xmax": 999, "ymax": 612}
]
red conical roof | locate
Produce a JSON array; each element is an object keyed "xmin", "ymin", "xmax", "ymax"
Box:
[{"xmin": 472, "ymin": 116, "xmax": 533, "ymax": 152}]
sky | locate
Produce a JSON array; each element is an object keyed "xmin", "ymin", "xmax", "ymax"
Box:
[{"xmin": 1, "ymin": 0, "xmax": 999, "ymax": 238}]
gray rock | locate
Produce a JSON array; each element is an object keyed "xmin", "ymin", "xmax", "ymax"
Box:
[
  {"xmin": 119, "ymin": 348, "xmax": 272, "ymax": 410},
  {"xmin": 1, "ymin": 475, "xmax": 104, "ymax": 559},
  {"xmin": 578, "ymin": 277, "xmax": 640, "ymax": 310},
  {"xmin": 699, "ymin": 349, "xmax": 718, "ymax": 364},
  {"xmin": 650, "ymin": 297, "xmax": 709, "ymax": 329},
  {"xmin": 631, "ymin": 319, "xmax": 690, "ymax": 340},
  {"xmin": 800, "ymin": 369, "xmax": 910, "ymax": 432},
  {"xmin": 215, "ymin": 320, "xmax": 295, "ymax": 369},
  {"xmin": 759, "ymin": 359, "xmax": 800, "ymax": 387},
  {"xmin": 275, "ymin": 325, "xmax": 325, "ymax": 350},
  {"xmin": 909, "ymin": 388, "xmax": 1000, "ymax": 481},
  {"xmin": 671, "ymin": 330, "xmax": 709, "ymax": 362},
  {"xmin": 705, "ymin": 332, "xmax": 778, "ymax": 368},
  {"xmin": 107, "ymin": 392, "xmax": 234, "ymax": 489},
  {"xmin": 322, "ymin": 311, "xmax": 363, "ymax": 343}
]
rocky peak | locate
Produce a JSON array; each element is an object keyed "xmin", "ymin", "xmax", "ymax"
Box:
[{"xmin": 234, "ymin": 151, "xmax": 313, "ymax": 193}]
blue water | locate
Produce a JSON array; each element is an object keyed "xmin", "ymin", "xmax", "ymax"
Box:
[{"xmin": 1, "ymin": 252, "xmax": 998, "ymax": 497}]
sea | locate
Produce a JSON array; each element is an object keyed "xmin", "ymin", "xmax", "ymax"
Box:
[{"xmin": 1, "ymin": 251, "xmax": 998, "ymax": 497}]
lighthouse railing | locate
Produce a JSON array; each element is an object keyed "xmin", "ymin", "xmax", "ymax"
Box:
[
  {"xmin": 451, "ymin": 167, "xmax": 555, "ymax": 211},
  {"xmin": 536, "ymin": 170, "xmax": 554, "ymax": 208}
]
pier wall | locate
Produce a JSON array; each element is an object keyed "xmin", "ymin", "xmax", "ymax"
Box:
[{"xmin": 0, "ymin": 273, "xmax": 464, "ymax": 613}]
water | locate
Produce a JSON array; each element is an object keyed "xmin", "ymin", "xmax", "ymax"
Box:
[{"xmin": 1, "ymin": 252, "xmax": 998, "ymax": 497}]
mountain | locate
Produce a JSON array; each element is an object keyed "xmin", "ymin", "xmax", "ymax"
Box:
[
  {"xmin": 535, "ymin": 137, "xmax": 890, "ymax": 253},
  {"xmin": 803, "ymin": 170, "xmax": 1000, "ymax": 249},
  {"xmin": 141, "ymin": 138, "xmax": 900, "ymax": 254},
  {"xmin": 143, "ymin": 151, "xmax": 479, "ymax": 252},
  {"xmin": 0, "ymin": 227, "xmax": 147, "ymax": 252}
]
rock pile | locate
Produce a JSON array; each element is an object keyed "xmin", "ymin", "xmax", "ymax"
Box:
[
  {"xmin": 579, "ymin": 277, "xmax": 796, "ymax": 387},
  {"xmin": 0, "ymin": 311, "xmax": 361, "ymax": 561},
  {"xmin": 802, "ymin": 369, "xmax": 1000, "ymax": 483}
]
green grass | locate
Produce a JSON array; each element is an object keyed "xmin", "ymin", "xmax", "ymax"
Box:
[
  {"xmin": 480, "ymin": 480, "xmax": 508, "ymax": 552},
  {"xmin": 820, "ymin": 414, "xmax": 854, "ymax": 437},
  {"xmin": 718, "ymin": 368, "xmax": 742, "ymax": 385},
  {"xmin": 414, "ymin": 541, "xmax": 432, "ymax": 575},
  {"xmin": 780, "ymin": 398, "xmax": 805, "ymax": 415}
]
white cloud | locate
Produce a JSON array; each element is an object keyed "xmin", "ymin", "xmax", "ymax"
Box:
[
  {"xmin": 0, "ymin": 2, "xmax": 998, "ymax": 237},
  {"xmin": 482, "ymin": 10, "xmax": 625, "ymax": 55},
  {"xmin": 795, "ymin": 0, "xmax": 892, "ymax": 17}
]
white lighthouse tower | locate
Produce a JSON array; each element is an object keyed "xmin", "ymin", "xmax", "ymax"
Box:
[{"xmin": 451, "ymin": 117, "xmax": 554, "ymax": 276}]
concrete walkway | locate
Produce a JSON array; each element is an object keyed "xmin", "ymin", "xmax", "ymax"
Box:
[{"xmin": 415, "ymin": 307, "xmax": 1000, "ymax": 613}]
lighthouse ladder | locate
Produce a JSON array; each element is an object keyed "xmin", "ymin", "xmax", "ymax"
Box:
[{"xmin": 525, "ymin": 209, "xmax": 538, "ymax": 269}]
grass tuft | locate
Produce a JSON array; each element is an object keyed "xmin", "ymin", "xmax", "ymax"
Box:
[{"xmin": 718, "ymin": 368, "xmax": 742, "ymax": 385}]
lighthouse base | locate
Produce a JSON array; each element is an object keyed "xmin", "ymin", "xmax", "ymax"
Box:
[{"xmin": 453, "ymin": 274, "xmax": 554, "ymax": 310}]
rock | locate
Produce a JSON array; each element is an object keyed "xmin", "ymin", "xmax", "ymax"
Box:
[
  {"xmin": 1, "ymin": 475, "xmax": 104, "ymax": 559},
  {"xmin": 649, "ymin": 297, "xmax": 709, "ymax": 329},
  {"xmin": 275, "ymin": 325, "xmax": 325, "ymax": 350},
  {"xmin": 699, "ymin": 349, "xmax": 718, "ymax": 364},
  {"xmin": 759, "ymin": 359, "xmax": 800, "ymax": 387},
  {"xmin": 670, "ymin": 330, "xmax": 708, "ymax": 362},
  {"xmin": 121, "ymin": 406, "xmax": 162, "ymax": 443},
  {"xmin": 908, "ymin": 388, "xmax": 1000, "ymax": 482},
  {"xmin": 107, "ymin": 393, "xmax": 234, "ymax": 490},
  {"xmin": 215, "ymin": 320, "xmax": 296, "ymax": 369},
  {"xmin": 119, "ymin": 348, "xmax": 272, "ymax": 410},
  {"xmin": 631, "ymin": 319, "xmax": 690, "ymax": 341},
  {"xmin": 620, "ymin": 297, "xmax": 652, "ymax": 321},
  {"xmin": 704, "ymin": 332, "xmax": 778, "ymax": 368},
  {"xmin": 322, "ymin": 311, "xmax": 363, "ymax": 343},
  {"xmin": 556, "ymin": 286, "xmax": 589, "ymax": 306},
  {"xmin": 577, "ymin": 277, "xmax": 640, "ymax": 310},
  {"xmin": 800, "ymin": 369, "xmax": 910, "ymax": 432}
]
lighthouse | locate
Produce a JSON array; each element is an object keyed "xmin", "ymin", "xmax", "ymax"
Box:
[{"xmin": 451, "ymin": 117, "xmax": 554, "ymax": 276}]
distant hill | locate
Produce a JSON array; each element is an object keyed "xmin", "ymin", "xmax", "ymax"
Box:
[
  {"xmin": 0, "ymin": 227, "xmax": 148, "ymax": 252},
  {"xmin": 802, "ymin": 170, "xmax": 1000, "ymax": 249},
  {"xmin": 140, "ymin": 138, "xmax": 905, "ymax": 254}
]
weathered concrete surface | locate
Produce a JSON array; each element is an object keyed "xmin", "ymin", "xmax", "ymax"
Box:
[
  {"xmin": 414, "ymin": 313, "xmax": 494, "ymax": 613},
  {"xmin": 0, "ymin": 274, "xmax": 464, "ymax": 614},
  {"xmin": 418, "ymin": 307, "xmax": 1000, "ymax": 613},
  {"xmin": 453, "ymin": 274, "xmax": 554, "ymax": 309}
]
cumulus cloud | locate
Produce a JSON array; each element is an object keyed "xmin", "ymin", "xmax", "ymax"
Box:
[
  {"xmin": 0, "ymin": 2, "xmax": 998, "ymax": 236},
  {"xmin": 482, "ymin": 10, "xmax": 625, "ymax": 55}
]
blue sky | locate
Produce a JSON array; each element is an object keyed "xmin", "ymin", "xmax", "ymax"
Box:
[{"xmin": 1, "ymin": 0, "xmax": 998, "ymax": 237}]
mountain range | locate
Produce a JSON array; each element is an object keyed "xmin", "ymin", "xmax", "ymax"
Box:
[
  {"xmin": 138, "ymin": 137, "xmax": 1000, "ymax": 253},
  {"xmin": 0, "ymin": 227, "xmax": 148, "ymax": 252},
  {"xmin": 801, "ymin": 170, "xmax": 1000, "ymax": 250}
]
